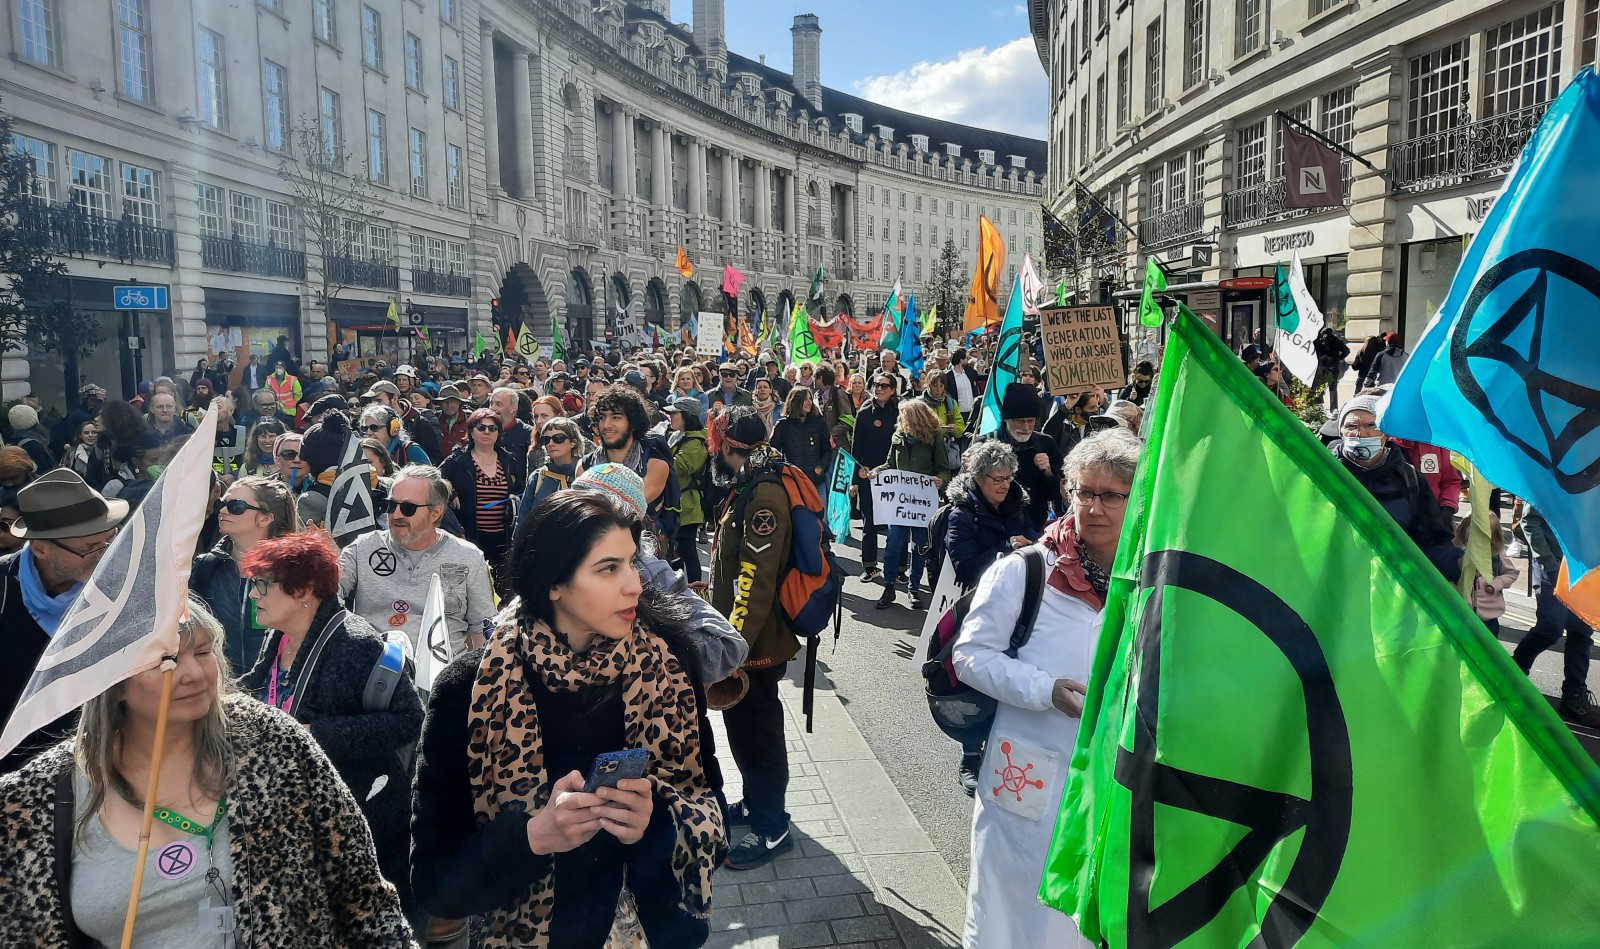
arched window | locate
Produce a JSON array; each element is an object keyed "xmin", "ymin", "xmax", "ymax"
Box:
[
  {"xmin": 679, "ymin": 281, "xmax": 703, "ymax": 323},
  {"xmin": 565, "ymin": 269, "xmax": 593, "ymax": 347},
  {"xmin": 644, "ymin": 280, "xmax": 666, "ymax": 326}
]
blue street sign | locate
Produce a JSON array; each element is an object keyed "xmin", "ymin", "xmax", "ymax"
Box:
[{"xmin": 114, "ymin": 285, "xmax": 169, "ymax": 310}]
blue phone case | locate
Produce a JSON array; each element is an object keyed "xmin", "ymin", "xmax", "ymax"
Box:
[{"xmin": 584, "ymin": 748, "xmax": 650, "ymax": 792}]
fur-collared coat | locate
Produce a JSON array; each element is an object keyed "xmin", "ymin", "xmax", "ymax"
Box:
[{"xmin": 0, "ymin": 694, "xmax": 415, "ymax": 948}]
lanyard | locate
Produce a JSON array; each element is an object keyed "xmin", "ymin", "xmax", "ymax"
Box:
[
  {"xmin": 265, "ymin": 638, "xmax": 295, "ymax": 714},
  {"xmin": 152, "ymin": 796, "xmax": 229, "ymax": 850}
]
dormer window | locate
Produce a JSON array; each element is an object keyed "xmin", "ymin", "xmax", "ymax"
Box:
[
  {"xmin": 843, "ymin": 113, "xmax": 864, "ymax": 134},
  {"xmin": 911, "ymin": 134, "xmax": 929, "ymax": 152},
  {"xmin": 943, "ymin": 143, "xmax": 962, "ymax": 158},
  {"xmin": 977, "ymin": 148, "xmax": 996, "ymax": 165},
  {"xmin": 1008, "ymin": 155, "xmax": 1027, "ymax": 169},
  {"xmin": 874, "ymin": 124, "xmax": 895, "ymax": 141}
]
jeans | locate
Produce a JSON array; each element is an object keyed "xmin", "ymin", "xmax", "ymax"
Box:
[
  {"xmin": 859, "ymin": 480, "xmax": 883, "ymax": 567},
  {"xmin": 675, "ymin": 524, "xmax": 702, "ymax": 584},
  {"xmin": 722, "ymin": 663, "xmax": 790, "ymax": 836},
  {"xmin": 882, "ymin": 525, "xmax": 929, "ymax": 591},
  {"xmin": 1513, "ymin": 582, "xmax": 1595, "ymax": 698}
]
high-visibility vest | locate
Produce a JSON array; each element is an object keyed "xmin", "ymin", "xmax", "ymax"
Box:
[{"xmin": 266, "ymin": 373, "xmax": 300, "ymax": 415}]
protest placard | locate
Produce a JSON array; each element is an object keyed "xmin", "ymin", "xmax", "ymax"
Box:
[
  {"xmin": 1040, "ymin": 305, "xmax": 1125, "ymax": 395},
  {"xmin": 871, "ymin": 469, "xmax": 940, "ymax": 527},
  {"xmin": 695, "ymin": 311, "xmax": 724, "ymax": 356}
]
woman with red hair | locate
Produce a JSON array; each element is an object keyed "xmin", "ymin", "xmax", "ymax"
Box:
[{"xmin": 237, "ymin": 531, "xmax": 425, "ymax": 927}]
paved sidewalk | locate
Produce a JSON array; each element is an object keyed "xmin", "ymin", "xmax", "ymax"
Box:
[{"xmin": 706, "ymin": 669, "xmax": 967, "ymax": 948}]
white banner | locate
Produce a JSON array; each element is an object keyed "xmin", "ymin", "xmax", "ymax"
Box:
[
  {"xmin": 1276, "ymin": 248, "xmax": 1326, "ymax": 386},
  {"xmin": 695, "ymin": 311, "xmax": 724, "ymax": 356},
  {"xmin": 871, "ymin": 469, "xmax": 940, "ymax": 528}
]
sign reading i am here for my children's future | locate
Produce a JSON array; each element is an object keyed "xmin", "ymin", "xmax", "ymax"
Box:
[
  {"xmin": 872, "ymin": 469, "xmax": 939, "ymax": 527},
  {"xmin": 695, "ymin": 311, "xmax": 724, "ymax": 356},
  {"xmin": 1040, "ymin": 305, "xmax": 1126, "ymax": 396}
]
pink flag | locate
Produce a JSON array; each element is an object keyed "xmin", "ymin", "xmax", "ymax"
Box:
[
  {"xmin": 1020, "ymin": 253, "xmax": 1047, "ymax": 317},
  {"xmin": 722, "ymin": 264, "xmax": 746, "ymax": 297}
]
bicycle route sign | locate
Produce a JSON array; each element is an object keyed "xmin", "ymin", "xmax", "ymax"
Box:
[{"xmin": 114, "ymin": 285, "xmax": 169, "ymax": 311}]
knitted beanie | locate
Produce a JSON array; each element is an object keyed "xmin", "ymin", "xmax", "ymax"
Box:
[
  {"xmin": 1337, "ymin": 394, "xmax": 1381, "ymax": 430},
  {"xmin": 299, "ymin": 410, "xmax": 352, "ymax": 475},
  {"xmin": 571, "ymin": 462, "xmax": 648, "ymax": 519},
  {"xmin": 1000, "ymin": 382, "xmax": 1041, "ymax": 421},
  {"xmin": 8, "ymin": 404, "xmax": 38, "ymax": 431}
]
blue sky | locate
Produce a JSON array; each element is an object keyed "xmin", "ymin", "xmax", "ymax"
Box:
[{"xmin": 666, "ymin": 1, "xmax": 1048, "ymax": 138}]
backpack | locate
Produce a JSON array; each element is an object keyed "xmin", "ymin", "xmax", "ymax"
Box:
[
  {"xmin": 921, "ymin": 547, "xmax": 1045, "ymax": 745},
  {"xmin": 921, "ymin": 501, "xmax": 955, "ymax": 588}
]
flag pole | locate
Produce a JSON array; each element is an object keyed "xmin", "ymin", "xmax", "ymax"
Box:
[{"xmin": 118, "ymin": 658, "xmax": 178, "ymax": 949}]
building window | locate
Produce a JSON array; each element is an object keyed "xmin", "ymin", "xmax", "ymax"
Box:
[
  {"xmin": 1079, "ymin": 93, "xmax": 1090, "ymax": 164},
  {"xmin": 361, "ymin": 6, "xmax": 382, "ymax": 69},
  {"xmin": 313, "ymin": 0, "xmax": 335, "ymax": 44},
  {"xmin": 1273, "ymin": 103, "xmax": 1311, "ymax": 176},
  {"xmin": 931, "ymin": 225, "xmax": 939, "ymax": 245},
  {"xmin": 120, "ymin": 162, "xmax": 161, "ymax": 225},
  {"xmin": 866, "ymin": 251, "xmax": 875, "ymax": 278},
  {"xmin": 1481, "ymin": 4, "xmax": 1564, "ymax": 118},
  {"xmin": 118, "ymin": 0, "xmax": 152, "ymax": 101},
  {"xmin": 441, "ymin": 0, "xmax": 456, "ymax": 25},
  {"xmin": 343, "ymin": 218, "xmax": 366, "ymax": 260},
  {"xmin": 898, "ymin": 255, "xmax": 906, "ymax": 276},
  {"xmin": 405, "ymin": 34, "xmax": 423, "ymax": 90},
  {"xmin": 448, "ymin": 240, "xmax": 466, "ymax": 275},
  {"xmin": 963, "ymin": 229, "xmax": 970, "ymax": 249},
  {"xmin": 866, "ymin": 215, "xmax": 874, "ymax": 238},
  {"xmin": 319, "ymin": 88, "xmax": 343, "ymax": 169},
  {"xmin": 196, "ymin": 183, "xmax": 225, "ymax": 238},
  {"xmin": 1234, "ymin": 120, "xmax": 1267, "ymax": 188},
  {"xmin": 914, "ymin": 223, "xmax": 922, "ymax": 244},
  {"xmin": 230, "ymin": 192, "xmax": 262, "ymax": 241},
  {"xmin": 197, "ymin": 28, "xmax": 228, "ymax": 129},
  {"xmin": 898, "ymin": 221, "xmax": 906, "ymax": 242},
  {"xmin": 11, "ymin": 134, "xmax": 56, "ymax": 202},
  {"xmin": 443, "ymin": 56, "xmax": 460, "ymax": 110},
  {"xmin": 368, "ymin": 224, "xmax": 391, "ymax": 262},
  {"xmin": 1096, "ymin": 74, "xmax": 1108, "ymax": 150},
  {"xmin": 427, "ymin": 236, "xmax": 446, "ymax": 272},
  {"xmin": 1584, "ymin": 0, "xmax": 1598, "ymax": 65},
  {"xmin": 1407, "ymin": 41, "xmax": 1470, "ymax": 138},
  {"xmin": 366, "ymin": 110, "xmax": 387, "ymax": 184},
  {"xmin": 914, "ymin": 195, "xmax": 923, "ymax": 211},
  {"xmin": 914, "ymin": 257, "xmax": 923, "ymax": 281},
  {"xmin": 898, "ymin": 191, "xmax": 906, "ymax": 209},
  {"xmin": 1183, "ymin": 0, "xmax": 1206, "ymax": 89},
  {"xmin": 1310, "ymin": 0, "xmax": 1342, "ymax": 13},
  {"xmin": 867, "ymin": 184, "xmax": 875, "ymax": 201},
  {"xmin": 1191, "ymin": 146, "xmax": 1207, "ymax": 197},
  {"xmin": 17, "ymin": 0, "xmax": 57, "ymax": 67},
  {"xmin": 1117, "ymin": 51, "xmax": 1131, "ymax": 127},
  {"xmin": 1147, "ymin": 167, "xmax": 1167, "ymax": 214},
  {"xmin": 446, "ymin": 143, "xmax": 464, "ymax": 208},
  {"xmin": 408, "ymin": 233, "xmax": 425, "ymax": 267},
  {"xmin": 67, "ymin": 150, "xmax": 112, "ymax": 216},
  {"xmin": 1321, "ymin": 84, "xmax": 1357, "ymax": 148},
  {"xmin": 409, "ymin": 128, "xmax": 428, "ymax": 197},
  {"xmin": 1235, "ymin": 0, "xmax": 1262, "ymax": 58},
  {"xmin": 1146, "ymin": 19, "xmax": 1165, "ymax": 112},
  {"xmin": 259, "ymin": 0, "xmax": 282, "ymax": 11},
  {"xmin": 263, "ymin": 61, "xmax": 288, "ymax": 152},
  {"xmin": 267, "ymin": 200, "xmax": 292, "ymax": 246}
]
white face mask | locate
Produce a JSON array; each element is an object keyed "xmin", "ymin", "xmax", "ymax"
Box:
[{"xmin": 1343, "ymin": 435, "xmax": 1385, "ymax": 462}]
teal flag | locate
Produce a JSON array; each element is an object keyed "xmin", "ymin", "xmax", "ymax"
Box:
[
  {"xmin": 899, "ymin": 292, "xmax": 924, "ymax": 376},
  {"xmin": 824, "ymin": 450, "xmax": 856, "ymax": 543},
  {"xmin": 1380, "ymin": 67, "xmax": 1600, "ymax": 590},
  {"xmin": 1042, "ymin": 304, "xmax": 1600, "ymax": 946},
  {"xmin": 977, "ymin": 274, "xmax": 1025, "ymax": 436},
  {"xmin": 1272, "ymin": 261, "xmax": 1298, "ymax": 333}
]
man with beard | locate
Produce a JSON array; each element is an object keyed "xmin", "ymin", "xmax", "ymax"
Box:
[
  {"xmin": 576, "ymin": 383, "xmax": 673, "ymax": 524},
  {"xmin": 433, "ymin": 384, "xmax": 471, "ymax": 455},
  {"xmin": 708, "ymin": 406, "xmax": 799, "ymax": 869},
  {"xmin": 487, "ymin": 387, "xmax": 532, "ymax": 483},
  {"xmin": 995, "ymin": 383, "xmax": 1064, "ymax": 533}
]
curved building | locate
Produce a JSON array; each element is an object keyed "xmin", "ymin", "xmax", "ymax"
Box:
[
  {"xmin": 1029, "ymin": 0, "xmax": 1581, "ymax": 349},
  {"xmin": 0, "ymin": 0, "xmax": 1045, "ymax": 402}
]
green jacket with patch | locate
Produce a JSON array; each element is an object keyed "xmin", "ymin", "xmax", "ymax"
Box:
[{"xmin": 711, "ymin": 476, "xmax": 799, "ymax": 666}]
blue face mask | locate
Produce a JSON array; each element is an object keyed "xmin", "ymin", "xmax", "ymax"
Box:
[{"xmin": 1343, "ymin": 435, "xmax": 1385, "ymax": 461}]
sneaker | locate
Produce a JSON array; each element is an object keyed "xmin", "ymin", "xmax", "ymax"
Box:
[
  {"xmin": 910, "ymin": 590, "xmax": 928, "ymax": 610},
  {"xmin": 1560, "ymin": 690, "xmax": 1600, "ymax": 730},
  {"xmin": 876, "ymin": 588, "xmax": 895, "ymax": 609},
  {"xmin": 1506, "ymin": 539, "xmax": 1528, "ymax": 559},
  {"xmin": 724, "ymin": 828, "xmax": 794, "ymax": 869},
  {"xmin": 958, "ymin": 755, "xmax": 981, "ymax": 798},
  {"xmin": 723, "ymin": 800, "xmax": 750, "ymax": 828},
  {"xmin": 860, "ymin": 566, "xmax": 882, "ymax": 582}
]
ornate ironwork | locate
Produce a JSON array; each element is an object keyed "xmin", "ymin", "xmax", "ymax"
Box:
[
  {"xmin": 411, "ymin": 268, "xmax": 471, "ymax": 296},
  {"xmin": 562, "ymin": 155, "xmax": 592, "ymax": 183},
  {"xmin": 328, "ymin": 255, "xmax": 398, "ymax": 289},
  {"xmin": 1223, "ymin": 163, "xmax": 1353, "ymax": 229},
  {"xmin": 201, "ymin": 235, "xmax": 305, "ymax": 278},
  {"xmin": 1137, "ymin": 199, "xmax": 1205, "ymax": 250},
  {"xmin": 565, "ymin": 223, "xmax": 604, "ymax": 247},
  {"xmin": 19, "ymin": 202, "xmax": 174, "ymax": 266},
  {"xmin": 1392, "ymin": 101, "xmax": 1548, "ymax": 193}
]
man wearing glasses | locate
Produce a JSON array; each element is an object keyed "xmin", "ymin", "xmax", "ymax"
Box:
[
  {"xmin": 850, "ymin": 374, "xmax": 900, "ymax": 582},
  {"xmin": 709, "ymin": 362, "xmax": 754, "ymax": 411},
  {"xmin": 338, "ymin": 465, "xmax": 495, "ymax": 656},
  {"xmin": 0, "ymin": 470, "xmax": 128, "ymax": 773}
]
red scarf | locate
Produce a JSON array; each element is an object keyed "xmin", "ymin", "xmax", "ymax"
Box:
[{"xmin": 1037, "ymin": 516, "xmax": 1106, "ymax": 612}]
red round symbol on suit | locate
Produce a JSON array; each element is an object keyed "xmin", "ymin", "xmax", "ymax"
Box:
[
  {"xmin": 751, "ymin": 510, "xmax": 778, "ymax": 536},
  {"xmin": 388, "ymin": 613, "xmax": 408, "ymax": 628},
  {"xmin": 873, "ymin": 419, "xmax": 882, "ymax": 427}
]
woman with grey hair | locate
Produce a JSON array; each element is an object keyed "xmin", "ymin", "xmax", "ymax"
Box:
[
  {"xmin": 953, "ymin": 429, "xmax": 1141, "ymax": 948},
  {"xmin": 0, "ymin": 597, "xmax": 413, "ymax": 946},
  {"xmin": 358, "ymin": 405, "xmax": 429, "ymax": 466}
]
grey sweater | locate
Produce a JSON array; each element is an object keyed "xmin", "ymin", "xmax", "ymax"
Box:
[{"xmin": 338, "ymin": 529, "xmax": 496, "ymax": 655}]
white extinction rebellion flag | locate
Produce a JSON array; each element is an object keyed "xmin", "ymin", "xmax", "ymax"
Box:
[
  {"xmin": 0, "ymin": 406, "xmax": 219, "ymax": 762},
  {"xmin": 1272, "ymin": 248, "xmax": 1326, "ymax": 386},
  {"xmin": 326, "ymin": 434, "xmax": 378, "ymax": 545}
]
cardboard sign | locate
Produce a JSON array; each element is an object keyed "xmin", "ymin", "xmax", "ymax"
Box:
[
  {"xmin": 1039, "ymin": 306, "xmax": 1125, "ymax": 395},
  {"xmin": 871, "ymin": 469, "xmax": 940, "ymax": 528},
  {"xmin": 695, "ymin": 311, "xmax": 724, "ymax": 356}
]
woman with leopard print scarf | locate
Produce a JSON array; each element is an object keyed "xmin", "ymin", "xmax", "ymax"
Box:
[{"xmin": 412, "ymin": 491, "xmax": 725, "ymax": 947}]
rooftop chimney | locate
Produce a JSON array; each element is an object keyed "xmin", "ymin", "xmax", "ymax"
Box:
[
  {"xmin": 694, "ymin": 0, "xmax": 727, "ymax": 78},
  {"xmin": 791, "ymin": 14, "xmax": 822, "ymax": 111}
]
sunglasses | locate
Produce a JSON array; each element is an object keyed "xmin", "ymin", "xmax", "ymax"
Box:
[
  {"xmin": 385, "ymin": 499, "xmax": 434, "ymax": 516},
  {"xmin": 472, "ymin": 424, "xmax": 500, "ymax": 433},
  {"xmin": 276, "ymin": 449, "xmax": 300, "ymax": 460},
  {"xmin": 247, "ymin": 577, "xmax": 276, "ymax": 597},
  {"xmin": 362, "ymin": 423, "xmax": 388, "ymax": 433},
  {"xmin": 538, "ymin": 432, "xmax": 571, "ymax": 445},
  {"xmin": 217, "ymin": 498, "xmax": 268, "ymax": 516}
]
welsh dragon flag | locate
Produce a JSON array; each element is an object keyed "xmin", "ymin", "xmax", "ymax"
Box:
[{"xmin": 1042, "ymin": 305, "xmax": 1600, "ymax": 946}]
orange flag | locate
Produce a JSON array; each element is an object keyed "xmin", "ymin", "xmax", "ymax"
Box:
[
  {"xmin": 1557, "ymin": 561, "xmax": 1600, "ymax": 630},
  {"xmin": 963, "ymin": 214, "xmax": 1005, "ymax": 332},
  {"xmin": 676, "ymin": 245, "xmax": 695, "ymax": 279}
]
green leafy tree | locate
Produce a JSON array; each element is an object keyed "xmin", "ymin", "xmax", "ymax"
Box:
[
  {"xmin": 928, "ymin": 237, "xmax": 968, "ymax": 337},
  {"xmin": 0, "ymin": 108, "xmax": 98, "ymax": 395}
]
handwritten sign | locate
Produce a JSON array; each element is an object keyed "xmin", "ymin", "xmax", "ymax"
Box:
[
  {"xmin": 871, "ymin": 469, "xmax": 939, "ymax": 528},
  {"xmin": 695, "ymin": 311, "xmax": 724, "ymax": 356},
  {"xmin": 1040, "ymin": 306, "xmax": 1125, "ymax": 396}
]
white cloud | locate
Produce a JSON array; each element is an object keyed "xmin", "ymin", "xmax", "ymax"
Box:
[{"xmin": 851, "ymin": 37, "xmax": 1047, "ymax": 140}]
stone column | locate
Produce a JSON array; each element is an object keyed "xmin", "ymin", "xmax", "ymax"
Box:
[
  {"xmin": 612, "ymin": 107, "xmax": 633, "ymax": 200},
  {"xmin": 755, "ymin": 161, "xmax": 771, "ymax": 267},
  {"xmin": 165, "ymin": 164, "xmax": 222, "ymax": 368},
  {"xmin": 688, "ymin": 138, "xmax": 705, "ymax": 216},
  {"xmin": 511, "ymin": 48, "xmax": 536, "ymax": 199},
  {"xmin": 722, "ymin": 150, "xmax": 736, "ymax": 224},
  {"xmin": 479, "ymin": 26, "xmax": 501, "ymax": 193},
  {"xmin": 784, "ymin": 170, "xmax": 798, "ymax": 270},
  {"xmin": 840, "ymin": 185, "xmax": 855, "ymax": 277},
  {"xmin": 652, "ymin": 124, "xmax": 670, "ymax": 210},
  {"xmin": 1344, "ymin": 49, "xmax": 1405, "ymax": 342},
  {"xmin": 1200, "ymin": 120, "xmax": 1232, "ymax": 283}
]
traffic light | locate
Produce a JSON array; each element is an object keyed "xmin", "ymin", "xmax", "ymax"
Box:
[{"xmin": 490, "ymin": 297, "xmax": 502, "ymax": 320}]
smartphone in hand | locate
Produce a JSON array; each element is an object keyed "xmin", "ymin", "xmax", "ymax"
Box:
[{"xmin": 583, "ymin": 748, "xmax": 650, "ymax": 793}]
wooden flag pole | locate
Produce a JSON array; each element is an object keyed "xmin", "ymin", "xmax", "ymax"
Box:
[{"xmin": 118, "ymin": 660, "xmax": 177, "ymax": 949}]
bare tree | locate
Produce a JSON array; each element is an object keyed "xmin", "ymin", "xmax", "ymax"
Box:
[{"xmin": 275, "ymin": 115, "xmax": 385, "ymax": 315}]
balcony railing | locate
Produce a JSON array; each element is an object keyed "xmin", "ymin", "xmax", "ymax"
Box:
[
  {"xmin": 1223, "ymin": 163, "xmax": 1353, "ymax": 229},
  {"xmin": 1392, "ymin": 102, "xmax": 1548, "ymax": 193},
  {"xmin": 328, "ymin": 255, "xmax": 399, "ymax": 290},
  {"xmin": 201, "ymin": 234, "xmax": 305, "ymax": 278},
  {"xmin": 1136, "ymin": 199, "xmax": 1205, "ymax": 249},
  {"xmin": 411, "ymin": 268, "xmax": 471, "ymax": 296},
  {"xmin": 565, "ymin": 223, "xmax": 604, "ymax": 247},
  {"xmin": 563, "ymin": 155, "xmax": 592, "ymax": 183},
  {"xmin": 805, "ymin": 221, "xmax": 824, "ymax": 237},
  {"xmin": 20, "ymin": 202, "xmax": 175, "ymax": 266}
]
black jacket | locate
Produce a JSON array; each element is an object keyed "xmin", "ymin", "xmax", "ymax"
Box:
[
  {"xmin": 852, "ymin": 398, "xmax": 899, "ymax": 470},
  {"xmin": 999, "ymin": 431, "xmax": 1064, "ymax": 532},
  {"xmin": 0, "ymin": 552, "xmax": 78, "ymax": 775},
  {"xmin": 240, "ymin": 601, "xmax": 424, "ymax": 918},
  {"xmin": 439, "ymin": 446, "xmax": 525, "ymax": 551},
  {"xmin": 770, "ymin": 414, "xmax": 832, "ymax": 484},
  {"xmin": 945, "ymin": 478, "xmax": 1035, "ymax": 588},
  {"xmin": 190, "ymin": 539, "xmax": 270, "ymax": 673},
  {"xmin": 1336, "ymin": 445, "xmax": 1461, "ymax": 581},
  {"xmin": 496, "ymin": 421, "xmax": 533, "ymax": 485}
]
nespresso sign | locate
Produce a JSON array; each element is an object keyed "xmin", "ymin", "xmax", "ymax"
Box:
[{"xmin": 1264, "ymin": 230, "xmax": 1315, "ymax": 255}]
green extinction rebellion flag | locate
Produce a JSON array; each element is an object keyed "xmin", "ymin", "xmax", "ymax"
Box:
[{"xmin": 1041, "ymin": 305, "xmax": 1600, "ymax": 947}]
